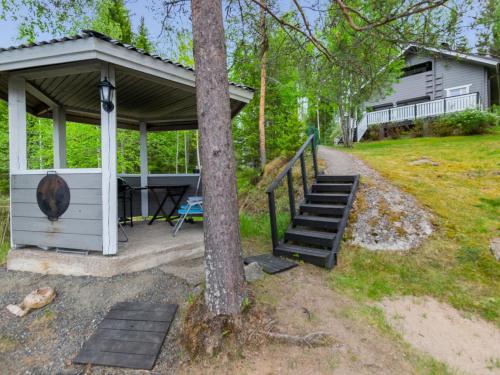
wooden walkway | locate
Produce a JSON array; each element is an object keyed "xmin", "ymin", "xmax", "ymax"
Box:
[{"xmin": 74, "ymin": 302, "xmax": 177, "ymax": 370}]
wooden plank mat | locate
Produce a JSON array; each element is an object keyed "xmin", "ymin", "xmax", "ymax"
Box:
[
  {"xmin": 244, "ymin": 254, "xmax": 298, "ymax": 274},
  {"xmin": 73, "ymin": 302, "xmax": 177, "ymax": 370}
]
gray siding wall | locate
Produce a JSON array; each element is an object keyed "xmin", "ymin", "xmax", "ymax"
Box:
[
  {"xmin": 365, "ymin": 53, "xmax": 488, "ymax": 108},
  {"xmin": 119, "ymin": 174, "xmax": 200, "ymax": 218},
  {"xmin": 11, "ymin": 172, "xmax": 103, "ymax": 252},
  {"xmin": 436, "ymin": 57, "xmax": 488, "ymax": 105}
]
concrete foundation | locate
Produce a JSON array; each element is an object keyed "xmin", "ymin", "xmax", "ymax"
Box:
[{"xmin": 6, "ymin": 221, "xmax": 204, "ymax": 277}]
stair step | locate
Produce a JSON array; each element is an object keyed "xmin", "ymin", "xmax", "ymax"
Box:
[
  {"xmin": 275, "ymin": 244, "xmax": 330, "ymax": 266},
  {"xmin": 300, "ymin": 203, "xmax": 345, "ymax": 216},
  {"xmin": 316, "ymin": 175, "xmax": 357, "ymax": 183},
  {"xmin": 285, "ymin": 228, "xmax": 336, "ymax": 247},
  {"xmin": 307, "ymin": 193, "xmax": 349, "ymax": 204},
  {"xmin": 293, "ymin": 215, "xmax": 340, "ymax": 229},
  {"xmin": 312, "ymin": 183, "xmax": 352, "ymax": 193}
]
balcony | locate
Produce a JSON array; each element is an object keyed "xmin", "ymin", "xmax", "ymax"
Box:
[{"xmin": 357, "ymin": 92, "xmax": 481, "ymax": 141}]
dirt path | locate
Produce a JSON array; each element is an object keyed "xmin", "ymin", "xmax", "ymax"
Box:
[{"xmin": 318, "ymin": 146, "xmax": 433, "ymax": 251}]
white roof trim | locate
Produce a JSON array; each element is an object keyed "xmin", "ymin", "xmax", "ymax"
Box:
[{"xmin": 405, "ymin": 44, "xmax": 500, "ymax": 68}]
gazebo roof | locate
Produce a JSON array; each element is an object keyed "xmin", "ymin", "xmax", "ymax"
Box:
[{"xmin": 0, "ymin": 30, "xmax": 254, "ymax": 131}]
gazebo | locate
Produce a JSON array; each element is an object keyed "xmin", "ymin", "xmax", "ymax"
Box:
[{"xmin": 0, "ymin": 30, "xmax": 253, "ymax": 274}]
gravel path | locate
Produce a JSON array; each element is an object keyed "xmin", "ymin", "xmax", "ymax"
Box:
[
  {"xmin": 0, "ymin": 266, "xmax": 195, "ymax": 375},
  {"xmin": 318, "ymin": 146, "xmax": 433, "ymax": 251}
]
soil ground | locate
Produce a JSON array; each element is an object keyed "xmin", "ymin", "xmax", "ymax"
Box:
[{"xmin": 0, "ymin": 267, "xmax": 191, "ymax": 375}]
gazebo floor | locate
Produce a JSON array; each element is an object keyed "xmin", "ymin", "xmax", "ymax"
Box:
[{"xmin": 6, "ymin": 222, "xmax": 204, "ymax": 277}]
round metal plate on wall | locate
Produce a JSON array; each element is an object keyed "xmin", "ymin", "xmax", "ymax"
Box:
[{"xmin": 36, "ymin": 173, "xmax": 71, "ymax": 221}]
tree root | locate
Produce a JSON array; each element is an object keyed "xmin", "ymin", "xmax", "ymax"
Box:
[{"xmin": 264, "ymin": 330, "xmax": 332, "ymax": 347}]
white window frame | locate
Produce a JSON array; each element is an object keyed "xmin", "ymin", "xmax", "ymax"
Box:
[{"xmin": 444, "ymin": 84, "xmax": 471, "ymax": 97}]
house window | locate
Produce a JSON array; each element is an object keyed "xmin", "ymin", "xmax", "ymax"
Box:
[
  {"xmin": 445, "ymin": 84, "xmax": 471, "ymax": 97},
  {"xmin": 402, "ymin": 61, "xmax": 432, "ymax": 77}
]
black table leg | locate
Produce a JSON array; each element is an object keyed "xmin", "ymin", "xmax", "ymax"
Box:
[
  {"xmin": 148, "ymin": 191, "xmax": 169, "ymax": 225},
  {"xmin": 165, "ymin": 187, "xmax": 189, "ymax": 226}
]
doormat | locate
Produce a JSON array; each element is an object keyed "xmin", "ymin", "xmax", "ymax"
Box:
[
  {"xmin": 73, "ymin": 302, "xmax": 177, "ymax": 370},
  {"xmin": 244, "ymin": 254, "xmax": 298, "ymax": 274}
]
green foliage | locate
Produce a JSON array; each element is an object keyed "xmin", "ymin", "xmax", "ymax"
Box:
[
  {"xmin": 92, "ymin": 0, "xmax": 133, "ymax": 43},
  {"xmin": 422, "ymin": 110, "xmax": 497, "ymax": 137},
  {"xmin": 134, "ymin": 17, "xmax": 153, "ymax": 53}
]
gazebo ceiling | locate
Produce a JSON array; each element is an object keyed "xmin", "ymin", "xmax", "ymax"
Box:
[{"xmin": 0, "ymin": 30, "xmax": 254, "ymax": 131}]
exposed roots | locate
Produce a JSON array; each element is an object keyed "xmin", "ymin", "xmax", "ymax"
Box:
[{"xmin": 181, "ymin": 287, "xmax": 333, "ymax": 360}]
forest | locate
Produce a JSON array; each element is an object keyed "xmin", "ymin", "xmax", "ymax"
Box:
[{"xmin": 0, "ymin": 0, "xmax": 497, "ymax": 198}]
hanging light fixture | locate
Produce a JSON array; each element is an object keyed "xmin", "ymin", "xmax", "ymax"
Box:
[{"xmin": 98, "ymin": 77, "xmax": 115, "ymax": 112}]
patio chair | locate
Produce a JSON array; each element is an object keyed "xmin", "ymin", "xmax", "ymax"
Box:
[
  {"xmin": 172, "ymin": 170, "xmax": 203, "ymax": 236},
  {"xmin": 172, "ymin": 197, "xmax": 203, "ymax": 236}
]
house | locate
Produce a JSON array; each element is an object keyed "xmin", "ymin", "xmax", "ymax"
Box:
[
  {"xmin": 0, "ymin": 30, "xmax": 254, "ymax": 276},
  {"xmin": 356, "ymin": 45, "xmax": 500, "ymax": 141}
]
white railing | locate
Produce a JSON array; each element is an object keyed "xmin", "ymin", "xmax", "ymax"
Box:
[
  {"xmin": 446, "ymin": 93, "xmax": 479, "ymax": 113},
  {"xmin": 416, "ymin": 99, "xmax": 445, "ymax": 118},
  {"xmin": 357, "ymin": 92, "xmax": 481, "ymax": 141},
  {"xmin": 356, "ymin": 114, "xmax": 368, "ymax": 142},
  {"xmin": 390, "ymin": 104, "xmax": 415, "ymax": 122},
  {"xmin": 366, "ymin": 109, "xmax": 389, "ymax": 125}
]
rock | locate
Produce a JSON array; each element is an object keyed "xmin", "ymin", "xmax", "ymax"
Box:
[
  {"xmin": 490, "ymin": 238, "xmax": 500, "ymax": 261},
  {"xmin": 244, "ymin": 262, "xmax": 264, "ymax": 282},
  {"xmin": 409, "ymin": 158, "xmax": 439, "ymax": 166}
]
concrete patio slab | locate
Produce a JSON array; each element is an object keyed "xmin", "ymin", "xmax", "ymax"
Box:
[{"xmin": 6, "ymin": 222, "xmax": 204, "ymax": 277}]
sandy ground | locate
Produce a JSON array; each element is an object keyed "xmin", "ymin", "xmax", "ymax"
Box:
[
  {"xmin": 379, "ymin": 296, "xmax": 500, "ymax": 375},
  {"xmin": 179, "ymin": 265, "xmax": 416, "ymax": 375}
]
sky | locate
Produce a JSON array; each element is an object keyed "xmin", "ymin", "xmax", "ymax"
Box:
[{"xmin": 0, "ymin": 0, "xmax": 480, "ymax": 53}]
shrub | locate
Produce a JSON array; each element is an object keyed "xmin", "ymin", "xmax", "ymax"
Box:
[
  {"xmin": 430, "ymin": 110, "xmax": 497, "ymax": 136},
  {"xmin": 365, "ymin": 124, "xmax": 382, "ymax": 141}
]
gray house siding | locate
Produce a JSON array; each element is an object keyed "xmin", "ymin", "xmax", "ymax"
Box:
[
  {"xmin": 365, "ymin": 53, "xmax": 488, "ymax": 108},
  {"xmin": 436, "ymin": 57, "xmax": 488, "ymax": 104},
  {"xmin": 11, "ymin": 172, "xmax": 103, "ymax": 252}
]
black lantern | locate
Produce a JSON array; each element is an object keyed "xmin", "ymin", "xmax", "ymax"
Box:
[{"xmin": 98, "ymin": 77, "xmax": 115, "ymax": 112}]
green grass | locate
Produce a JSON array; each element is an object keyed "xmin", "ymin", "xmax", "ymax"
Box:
[{"xmin": 329, "ymin": 131, "xmax": 500, "ymax": 324}]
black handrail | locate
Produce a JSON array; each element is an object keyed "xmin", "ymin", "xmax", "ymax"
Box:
[{"xmin": 266, "ymin": 134, "xmax": 318, "ymax": 252}]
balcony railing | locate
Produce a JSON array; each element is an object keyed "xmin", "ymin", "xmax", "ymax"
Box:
[{"xmin": 357, "ymin": 92, "xmax": 481, "ymax": 141}]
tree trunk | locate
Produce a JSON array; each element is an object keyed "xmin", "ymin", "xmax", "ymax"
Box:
[
  {"xmin": 191, "ymin": 0, "xmax": 246, "ymax": 316},
  {"xmin": 258, "ymin": 0, "xmax": 268, "ymax": 170}
]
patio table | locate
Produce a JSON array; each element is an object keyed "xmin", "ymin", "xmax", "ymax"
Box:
[{"xmin": 133, "ymin": 184, "xmax": 190, "ymax": 225}]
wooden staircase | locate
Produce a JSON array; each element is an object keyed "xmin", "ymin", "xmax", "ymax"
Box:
[
  {"xmin": 275, "ymin": 175, "xmax": 359, "ymax": 269},
  {"xmin": 266, "ymin": 135, "xmax": 359, "ymax": 270}
]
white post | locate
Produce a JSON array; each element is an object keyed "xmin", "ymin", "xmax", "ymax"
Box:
[
  {"xmin": 101, "ymin": 63, "xmax": 118, "ymax": 255},
  {"xmin": 8, "ymin": 76, "xmax": 27, "ymax": 172},
  {"xmin": 8, "ymin": 76, "xmax": 27, "ymax": 248},
  {"xmin": 53, "ymin": 106, "xmax": 66, "ymax": 168},
  {"xmin": 139, "ymin": 122, "xmax": 149, "ymax": 218}
]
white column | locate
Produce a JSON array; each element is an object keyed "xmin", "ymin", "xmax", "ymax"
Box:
[
  {"xmin": 53, "ymin": 106, "xmax": 66, "ymax": 168},
  {"xmin": 8, "ymin": 76, "xmax": 27, "ymax": 172},
  {"xmin": 139, "ymin": 122, "xmax": 149, "ymax": 218},
  {"xmin": 101, "ymin": 63, "xmax": 118, "ymax": 255}
]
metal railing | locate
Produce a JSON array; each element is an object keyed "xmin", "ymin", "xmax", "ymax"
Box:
[
  {"xmin": 266, "ymin": 134, "xmax": 318, "ymax": 252},
  {"xmin": 357, "ymin": 92, "xmax": 481, "ymax": 140}
]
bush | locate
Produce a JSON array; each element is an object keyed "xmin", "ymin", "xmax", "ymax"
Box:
[
  {"xmin": 429, "ymin": 109, "xmax": 497, "ymax": 136},
  {"xmin": 365, "ymin": 124, "xmax": 382, "ymax": 141}
]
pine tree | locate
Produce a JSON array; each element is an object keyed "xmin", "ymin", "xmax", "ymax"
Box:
[{"xmin": 134, "ymin": 17, "xmax": 154, "ymax": 53}]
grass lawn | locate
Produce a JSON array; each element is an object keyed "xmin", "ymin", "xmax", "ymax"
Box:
[{"xmin": 330, "ymin": 131, "xmax": 500, "ymax": 324}]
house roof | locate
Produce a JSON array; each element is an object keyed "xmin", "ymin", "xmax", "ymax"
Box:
[
  {"xmin": 404, "ymin": 44, "xmax": 500, "ymax": 68},
  {"xmin": 0, "ymin": 30, "xmax": 254, "ymax": 131}
]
